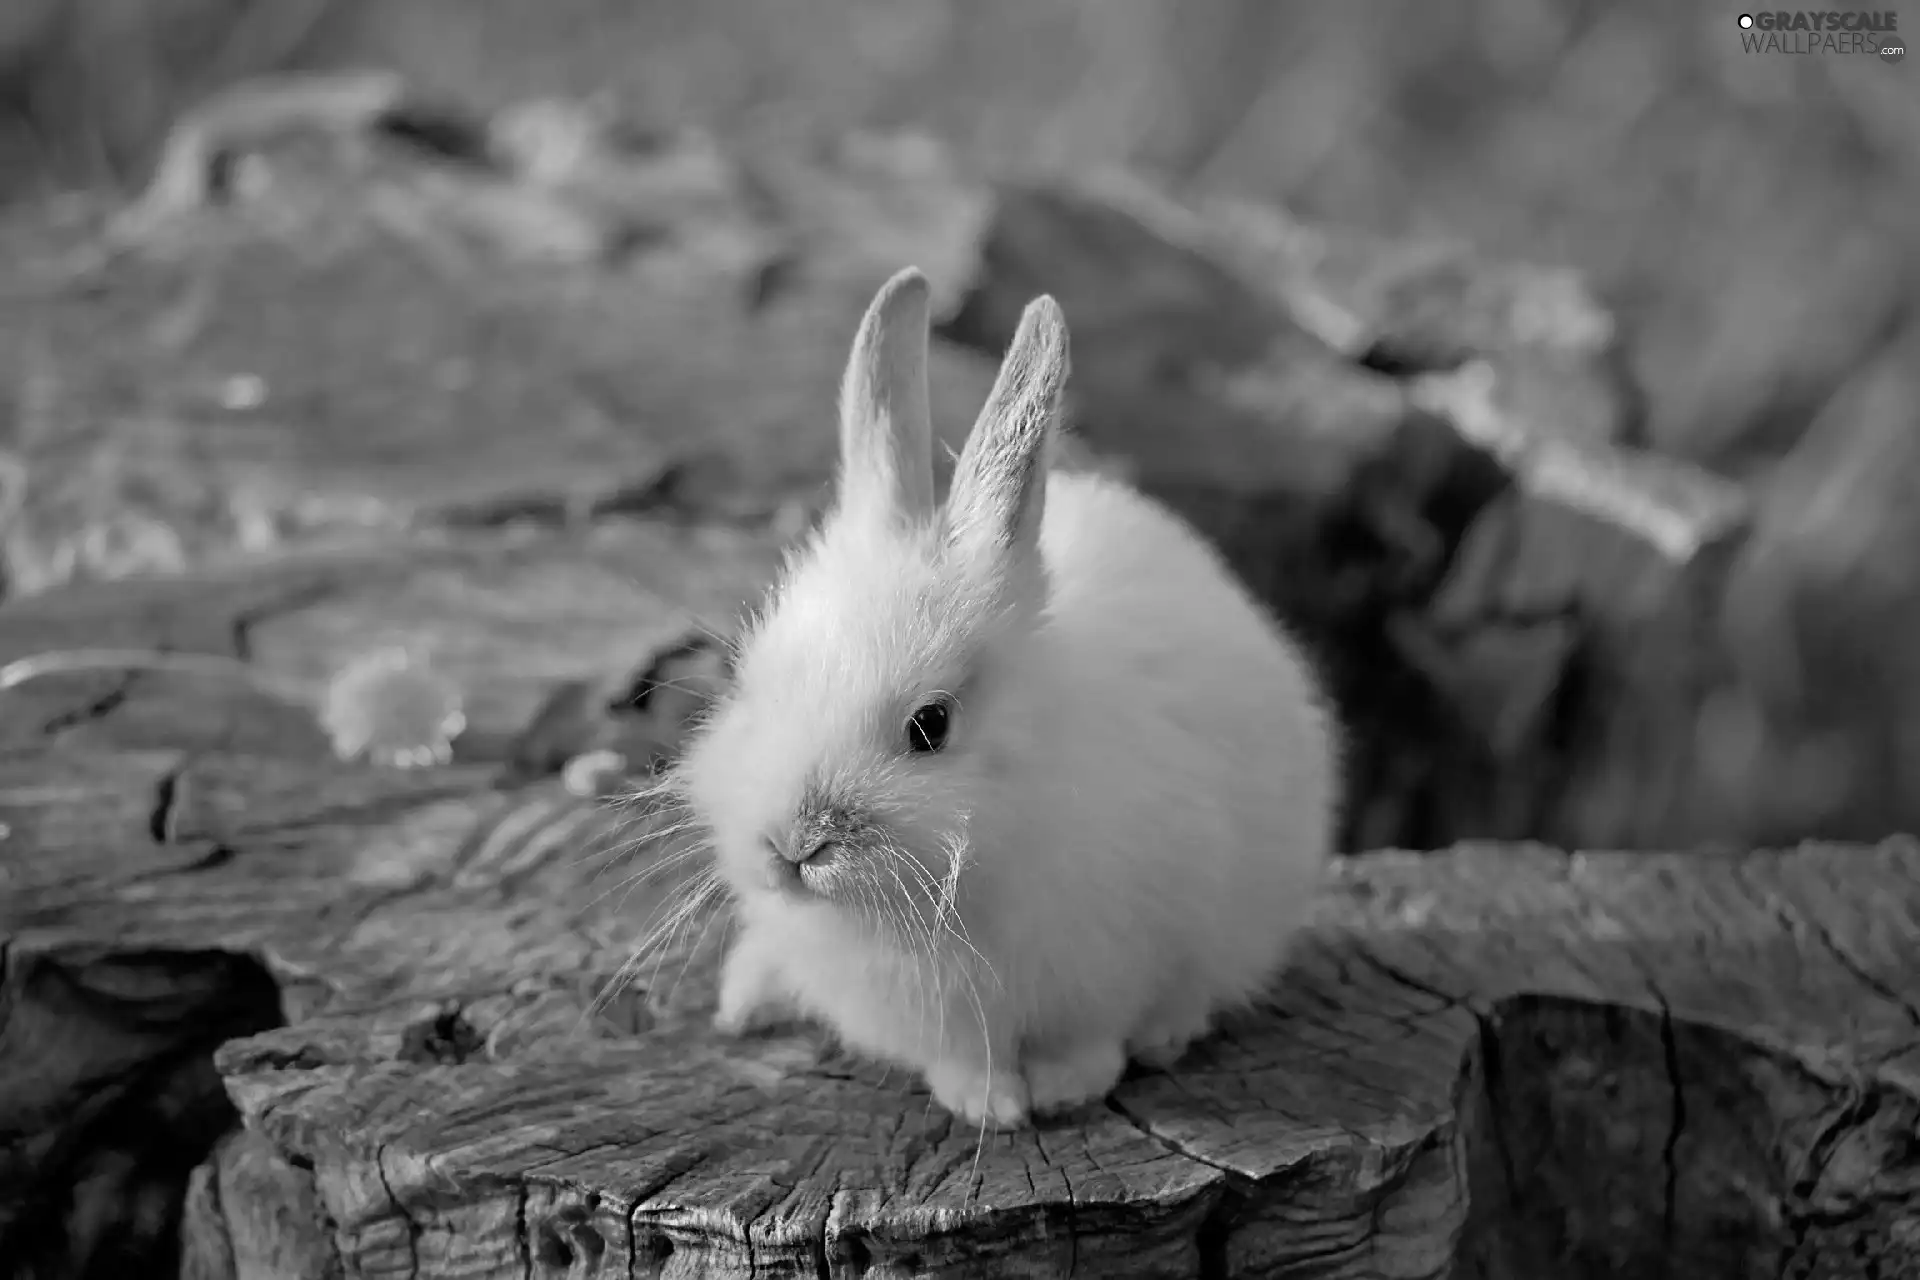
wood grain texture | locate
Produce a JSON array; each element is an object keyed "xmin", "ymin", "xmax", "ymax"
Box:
[{"xmin": 2, "ymin": 522, "xmax": 1917, "ymax": 1279}]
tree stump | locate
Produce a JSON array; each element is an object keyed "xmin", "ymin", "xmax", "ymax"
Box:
[{"xmin": 3, "ymin": 524, "xmax": 1917, "ymax": 1280}]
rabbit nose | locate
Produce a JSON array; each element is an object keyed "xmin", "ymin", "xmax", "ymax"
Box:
[{"xmin": 764, "ymin": 832, "xmax": 839, "ymax": 866}]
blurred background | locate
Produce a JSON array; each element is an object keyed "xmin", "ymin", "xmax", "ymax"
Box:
[{"xmin": 2, "ymin": 0, "xmax": 1917, "ymax": 859}]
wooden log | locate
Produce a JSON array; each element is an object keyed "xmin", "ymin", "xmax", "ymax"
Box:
[{"xmin": 3, "ymin": 527, "xmax": 1917, "ymax": 1279}]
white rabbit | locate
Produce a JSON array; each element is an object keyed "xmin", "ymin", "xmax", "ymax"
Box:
[{"xmin": 673, "ymin": 266, "xmax": 1339, "ymax": 1127}]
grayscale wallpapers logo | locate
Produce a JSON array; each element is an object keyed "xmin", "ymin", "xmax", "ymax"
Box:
[{"xmin": 1737, "ymin": 10, "xmax": 1904, "ymax": 61}]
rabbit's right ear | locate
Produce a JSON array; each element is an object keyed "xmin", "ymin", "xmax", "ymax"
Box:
[{"xmin": 835, "ymin": 267, "xmax": 937, "ymax": 524}]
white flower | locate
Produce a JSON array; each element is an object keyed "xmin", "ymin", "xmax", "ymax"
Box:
[{"xmin": 319, "ymin": 648, "xmax": 466, "ymax": 768}]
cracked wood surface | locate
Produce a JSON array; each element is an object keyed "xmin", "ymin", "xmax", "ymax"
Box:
[{"xmin": 3, "ymin": 524, "xmax": 1919, "ymax": 1279}]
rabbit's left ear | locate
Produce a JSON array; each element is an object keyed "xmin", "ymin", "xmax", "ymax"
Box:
[
  {"xmin": 944, "ymin": 294, "xmax": 1069, "ymax": 575},
  {"xmin": 836, "ymin": 267, "xmax": 937, "ymax": 523}
]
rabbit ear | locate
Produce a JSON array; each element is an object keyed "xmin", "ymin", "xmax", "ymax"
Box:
[
  {"xmin": 836, "ymin": 267, "xmax": 936, "ymax": 522},
  {"xmin": 944, "ymin": 294, "xmax": 1070, "ymax": 573}
]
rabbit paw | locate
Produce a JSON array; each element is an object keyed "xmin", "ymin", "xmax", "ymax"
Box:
[
  {"xmin": 926, "ymin": 1059, "xmax": 1031, "ymax": 1128},
  {"xmin": 1025, "ymin": 1040, "xmax": 1127, "ymax": 1114},
  {"xmin": 712, "ymin": 937, "xmax": 785, "ymax": 1035},
  {"xmin": 712, "ymin": 1001, "xmax": 773, "ymax": 1037}
]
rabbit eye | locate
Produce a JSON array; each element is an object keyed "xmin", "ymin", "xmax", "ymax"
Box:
[{"xmin": 905, "ymin": 699, "xmax": 952, "ymax": 754}]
